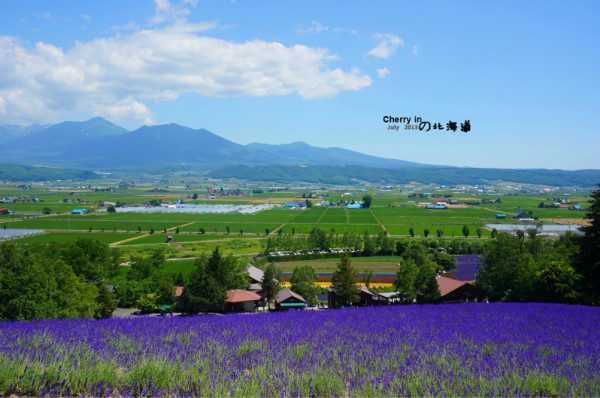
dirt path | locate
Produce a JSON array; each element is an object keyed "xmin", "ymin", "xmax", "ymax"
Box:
[
  {"xmin": 168, "ymin": 221, "xmax": 195, "ymax": 232},
  {"xmin": 369, "ymin": 209, "xmax": 389, "ymax": 235},
  {"xmin": 271, "ymin": 223, "xmax": 285, "ymax": 234},
  {"xmin": 110, "ymin": 234, "xmax": 150, "ymax": 246}
]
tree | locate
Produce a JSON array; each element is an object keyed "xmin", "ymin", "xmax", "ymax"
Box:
[
  {"xmin": 306, "ymin": 199, "xmax": 313, "ymax": 208},
  {"xmin": 94, "ymin": 284, "xmax": 116, "ymax": 319},
  {"xmin": 136, "ymin": 293, "xmax": 159, "ymax": 314},
  {"xmin": 181, "ymin": 247, "xmax": 249, "ymax": 313},
  {"xmin": 395, "ymin": 240, "xmax": 408, "ymax": 257},
  {"xmin": 309, "ymin": 228, "xmax": 330, "ymax": 251},
  {"xmin": 433, "ymin": 251, "xmax": 457, "ymax": 272},
  {"xmin": 199, "ymin": 227, "xmax": 205, "ymax": 234},
  {"xmin": 376, "ymin": 231, "xmax": 394, "ymax": 255},
  {"xmin": 42, "ymin": 207, "xmax": 52, "ymax": 215},
  {"xmin": 476, "ymin": 231, "xmax": 580, "ymax": 303},
  {"xmin": 261, "ymin": 263, "xmax": 281, "ymax": 310},
  {"xmin": 265, "ymin": 228, "xmax": 270, "ymax": 235},
  {"xmin": 423, "ymin": 228, "xmax": 430, "ymax": 238},
  {"xmin": 409, "ymin": 227, "xmax": 415, "ymax": 238},
  {"xmin": 415, "ymin": 263, "xmax": 440, "ymax": 304},
  {"xmin": 436, "ymin": 228, "xmax": 443, "ymax": 238},
  {"xmin": 331, "ymin": 253, "xmax": 360, "ymax": 307},
  {"xmin": 476, "ymin": 227, "xmax": 483, "ymax": 238},
  {"xmin": 107, "ymin": 206, "xmax": 116, "ymax": 213},
  {"xmin": 362, "ymin": 194, "xmax": 373, "ymax": 208},
  {"xmin": 174, "ymin": 272, "xmax": 185, "ymax": 286},
  {"xmin": 362, "ymin": 232, "xmax": 375, "ymax": 256},
  {"xmin": 0, "ymin": 244, "xmax": 98, "ymax": 321},
  {"xmin": 192, "ymin": 193, "xmax": 198, "ymax": 200},
  {"xmin": 462, "ymin": 225, "xmax": 470, "ymax": 238},
  {"xmin": 289, "ymin": 265, "xmax": 319, "ymax": 306},
  {"xmin": 394, "ymin": 259, "xmax": 418, "ymax": 303},
  {"xmin": 573, "ymin": 183, "xmax": 600, "ymax": 305},
  {"xmin": 362, "ymin": 268, "xmax": 374, "ymax": 290},
  {"xmin": 226, "ymin": 225, "xmax": 230, "ymax": 235},
  {"xmin": 491, "ymin": 228, "xmax": 498, "ymax": 238}
]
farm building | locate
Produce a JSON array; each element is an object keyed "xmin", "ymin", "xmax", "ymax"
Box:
[
  {"xmin": 496, "ymin": 214, "xmax": 506, "ymax": 219},
  {"xmin": 275, "ymin": 287, "xmax": 307, "ymax": 310},
  {"xmin": 225, "ymin": 289, "xmax": 261, "ymax": 312},
  {"xmin": 327, "ymin": 285, "xmax": 375, "ymax": 308},
  {"xmin": 246, "ymin": 264, "xmax": 266, "ymax": 293},
  {"xmin": 376, "ymin": 292, "xmax": 402, "ymax": 304},
  {"xmin": 512, "ymin": 211, "xmax": 533, "ymax": 220},
  {"xmin": 436, "ymin": 276, "xmax": 487, "ymax": 303},
  {"xmin": 0, "ymin": 208, "xmax": 13, "ymax": 215},
  {"xmin": 426, "ymin": 204, "xmax": 447, "ymax": 209},
  {"xmin": 71, "ymin": 209, "xmax": 89, "ymax": 214},
  {"xmin": 347, "ymin": 203, "xmax": 363, "ymax": 209}
]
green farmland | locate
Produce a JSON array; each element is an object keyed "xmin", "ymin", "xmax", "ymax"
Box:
[{"xmin": 1, "ymin": 184, "xmax": 592, "ymax": 261}]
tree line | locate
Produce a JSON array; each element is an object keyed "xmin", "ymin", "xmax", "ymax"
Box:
[
  {"xmin": 0, "ymin": 239, "xmax": 118, "ymax": 321},
  {"xmin": 263, "ymin": 228, "xmax": 486, "ymax": 257}
]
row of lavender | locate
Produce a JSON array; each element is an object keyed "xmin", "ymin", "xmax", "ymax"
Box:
[{"xmin": 0, "ymin": 303, "xmax": 598, "ymax": 397}]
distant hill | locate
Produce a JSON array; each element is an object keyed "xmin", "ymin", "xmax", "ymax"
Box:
[
  {"xmin": 0, "ymin": 164, "xmax": 99, "ymax": 181},
  {"xmin": 246, "ymin": 142, "xmax": 434, "ymax": 168},
  {"xmin": 0, "ymin": 123, "xmax": 48, "ymax": 144},
  {"xmin": 208, "ymin": 164, "xmax": 600, "ymax": 187},
  {"xmin": 0, "ymin": 118, "xmax": 435, "ymax": 169}
]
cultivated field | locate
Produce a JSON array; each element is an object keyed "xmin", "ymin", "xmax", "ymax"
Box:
[
  {"xmin": 1, "ymin": 185, "xmax": 591, "ymax": 257},
  {"xmin": 0, "ymin": 303, "xmax": 597, "ymax": 397}
]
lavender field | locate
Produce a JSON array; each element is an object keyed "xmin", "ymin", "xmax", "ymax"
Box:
[{"xmin": 1, "ymin": 304, "xmax": 599, "ymax": 397}]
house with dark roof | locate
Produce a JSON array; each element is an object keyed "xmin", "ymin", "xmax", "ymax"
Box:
[
  {"xmin": 327, "ymin": 285, "xmax": 375, "ymax": 308},
  {"xmin": 436, "ymin": 276, "xmax": 487, "ymax": 303},
  {"xmin": 512, "ymin": 211, "xmax": 533, "ymax": 220},
  {"xmin": 275, "ymin": 287, "xmax": 307, "ymax": 310}
]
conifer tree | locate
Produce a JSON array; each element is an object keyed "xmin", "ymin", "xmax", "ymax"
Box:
[{"xmin": 331, "ymin": 253, "xmax": 360, "ymax": 307}]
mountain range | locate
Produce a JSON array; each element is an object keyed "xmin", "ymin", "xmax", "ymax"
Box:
[
  {"xmin": 0, "ymin": 117, "xmax": 598, "ymax": 186},
  {"xmin": 0, "ymin": 117, "xmax": 432, "ymax": 170}
]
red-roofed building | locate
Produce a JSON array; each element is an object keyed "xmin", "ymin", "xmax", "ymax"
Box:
[
  {"xmin": 436, "ymin": 276, "xmax": 487, "ymax": 303},
  {"xmin": 225, "ymin": 289, "xmax": 261, "ymax": 312}
]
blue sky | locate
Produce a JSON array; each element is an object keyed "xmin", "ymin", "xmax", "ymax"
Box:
[{"xmin": 1, "ymin": 0, "xmax": 598, "ymax": 170}]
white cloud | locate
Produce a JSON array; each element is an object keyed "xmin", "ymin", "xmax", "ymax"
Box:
[
  {"xmin": 412, "ymin": 44, "xmax": 418, "ymax": 55},
  {"xmin": 367, "ymin": 33, "xmax": 403, "ymax": 59},
  {"xmin": 0, "ymin": 21, "xmax": 372, "ymax": 124},
  {"xmin": 300, "ymin": 22, "xmax": 358, "ymax": 35},
  {"xmin": 376, "ymin": 67, "xmax": 390, "ymax": 78},
  {"xmin": 296, "ymin": 21, "xmax": 329, "ymax": 35},
  {"xmin": 150, "ymin": 0, "xmax": 194, "ymax": 25}
]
